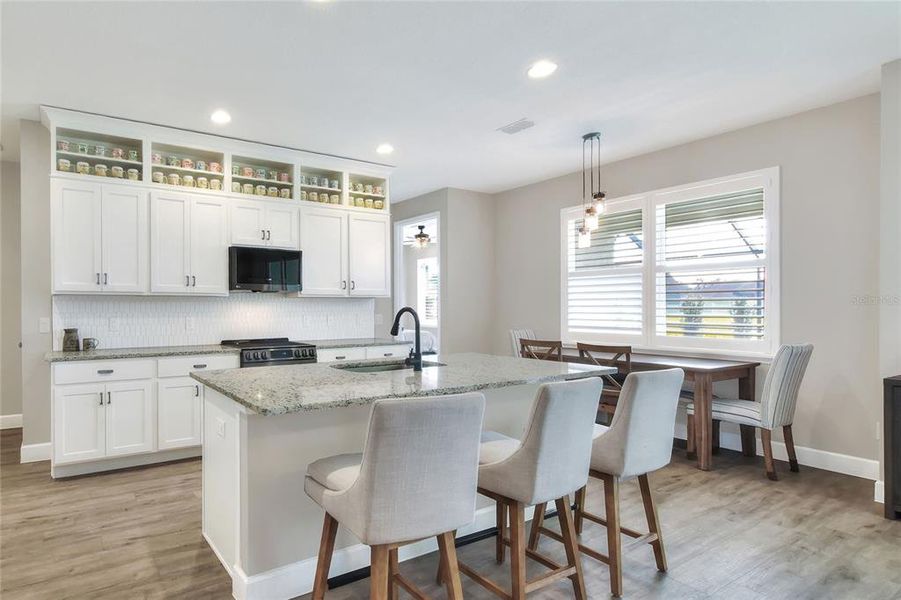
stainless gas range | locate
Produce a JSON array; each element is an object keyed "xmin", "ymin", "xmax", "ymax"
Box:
[{"xmin": 221, "ymin": 338, "xmax": 318, "ymax": 367}]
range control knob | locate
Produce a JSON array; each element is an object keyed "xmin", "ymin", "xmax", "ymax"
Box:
[
  {"xmin": 260, "ymin": 351, "xmax": 268, "ymax": 360},
  {"xmin": 294, "ymin": 349, "xmax": 302, "ymax": 357},
  {"xmin": 252, "ymin": 352, "xmax": 260, "ymax": 360}
]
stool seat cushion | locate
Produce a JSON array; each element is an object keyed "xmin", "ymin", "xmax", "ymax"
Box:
[
  {"xmin": 593, "ymin": 423, "xmax": 609, "ymax": 439},
  {"xmin": 686, "ymin": 398, "xmax": 762, "ymax": 427},
  {"xmin": 479, "ymin": 431, "xmax": 521, "ymax": 465},
  {"xmin": 307, "ymin": 453, "xmax": 363, "ymax": 492}
]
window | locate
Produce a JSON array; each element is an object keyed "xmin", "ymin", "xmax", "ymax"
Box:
[
  {"xmin": 417, "ymin": 257, "xmax": 439, "ymax": 327},
  {"xmin": 561, "ymin": 168, "xmax": 779, "ymax": 357}
]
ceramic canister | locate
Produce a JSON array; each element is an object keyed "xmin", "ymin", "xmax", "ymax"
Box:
[
  {"xmin": 279, "ymin": 188, "xmax": 291, "ymax": 198},
  {"xmin": 210, "ymin": 178, "xmax": 222, "ymax": 190},
  {"xmin": 127, "ymin": 169, "xmax": 139, "ymax": 181},
  {"xmin": 243, "ymin": 183, "xmax": 254, "ymax": 194}
]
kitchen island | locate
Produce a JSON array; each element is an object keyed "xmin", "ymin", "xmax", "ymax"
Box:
[{"xmin": 191, "ymin": 353, "xmax": 614, "ymax": 600}]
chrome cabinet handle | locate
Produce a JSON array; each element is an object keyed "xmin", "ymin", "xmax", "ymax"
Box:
[
  {"xmin": 103, "ymin": 273, "xmax": 108, "ymax": 285},
  {"xmin": 96, "ymin": 273, "xmax": 100, "ymax": 285},
  {"xmin": 341, "ymin": 280, "xmax": 347, "ymax": 290},
  {"xmin": 192, "ymin": 275, "xmax": 196, "ymax": 287},
  {"xmin": 261, "ymin": 230, "xmax": 266, "ymax": 240},
  {"xmin": 335, "ymin": 355, "xmax": 346, "ymax": 360},
  {"xmin": 266, "ymin": 230, "xmax": 271, "ymax": 240},
  {"xmin": 107, "ymin": 391, "xmax": 111, "ymax": 405},
  {"xmin": 383, "ymin": 353, "xmax": 393, "ymax": 357},
  {"xmin": 99, "ymin": 392, "xmax": 103, "ymax": 406},
  {"xmin": 97, "ymin": 369, "xmax": 114, "ymax": 375},
  {"xmin": 185, "ymin": 275, "xmax": 190, "ymax": 286},
  {"xmin": 350, "ymin": 280, "xmax": 355, "ymax": 290},
  {"xmin": 193, "ymin": 363, "xmax": 207, "ymax": 369},
  {"xmin": 195, "ymin": 385, "xmax": 200, "ymax": 397}
]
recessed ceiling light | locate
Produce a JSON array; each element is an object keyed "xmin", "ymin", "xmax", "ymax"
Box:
[
  {"xmin": 527, "ymin": 60, "xmax": 557, "ymax": 79},
  {"xmin": 210, "ymin": 110, "xmax": 231, "ymax": 125},
  {"xmin": 376, "ymin": 143, "xmax": 394, "ymax": 155}
]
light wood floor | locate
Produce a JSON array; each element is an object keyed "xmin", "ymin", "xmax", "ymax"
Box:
[{"xmin": 2, "ymin": 428, "xmax": 899, "ymax": 599}]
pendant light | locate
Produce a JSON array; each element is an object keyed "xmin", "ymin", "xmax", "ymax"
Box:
[{"xmin": 579, "ymin": 132, "xmax": 606, "ymax": 247}]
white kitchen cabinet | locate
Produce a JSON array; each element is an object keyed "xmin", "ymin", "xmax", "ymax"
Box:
[
  {"xmin": 364, "ymin": 345, "xmax": 413, "ymax": 359},
  {"xmin": 52, "ymin": 180, "xmax": 148, "ymax": 293},
  {"xmin": 158, "ymin": 377, "xmax": 202, "ymax": 450},
  {"xmin": 348, "ymin": 213, "xmax": 390, "ymax": 297},
  {"xmin": 299, "ymin": 207, "xmax": 389, "ymax": 297},
  {"xmin": 316, "ymin": 347, "xmax": 368, "ymax": 363},
  {"xmin": 54, "ymin": 383, "xmax": 106, "ymax": 464},
  {"xmin": 151, "ymin": 191, "xmax": 228, "ymax": 295},
  {"xmin": 230, "ymin": 199, "xmax": 299, "ymax": 250},
  {"xmin": 300, "ymin": 207, "xmax": 348, "ymax": 296},
  {"xmin": 105, "ymin": 380, "xmax": 156, "ymax": 457}
]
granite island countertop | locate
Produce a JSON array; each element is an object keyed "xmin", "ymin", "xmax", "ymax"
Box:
[
  {"xmin": 190, "ymin": 352, "xmax": 616, "ymax": 415},
  {"xmin": 45, "ymin": 338, "xmax": 413, "ymax": 363}
]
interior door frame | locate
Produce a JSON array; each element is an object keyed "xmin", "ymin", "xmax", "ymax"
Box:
[{"xmin": 393, "ymin": 212, "xmax": 441, "ymax": 353}]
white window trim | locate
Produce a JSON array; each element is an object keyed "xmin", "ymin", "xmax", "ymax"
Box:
[{"xmin": 560, "ymin": 167, "xmax": 780, "ymax": 360}]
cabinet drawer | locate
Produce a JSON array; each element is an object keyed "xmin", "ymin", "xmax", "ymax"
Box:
[
  {"xmin": 365, "ymin": 345, "xmax": 412, "ymax": 359},
  {"xmin": 317, "ymin": 347, "xmax": 367, "ymax": 363},
  {"xmin": 54, "ymin": 359, "xmax": 156, "ymax": 385},
  {"xmin": 158, "ymin": 354, "xmax": 239, "ymax": 378}
]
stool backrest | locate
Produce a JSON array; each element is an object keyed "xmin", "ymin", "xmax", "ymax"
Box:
[
  {"xmin": 760, "ymin": 344, "xmax": 813, "ymax": 428},
  {"xmin": 593, "ymin": 369, "xmax": 684, "ymax": 479},
  {"xmin": 355, "ymin": 393, "xmax": 486, "ymax": 544},
  {"xmin": 509, "ymin": 328, "xmax": 536, "ymax": 356},
  {"xmin": 482, "ymin": 377, "xmax": 602, "ymax": 505}
]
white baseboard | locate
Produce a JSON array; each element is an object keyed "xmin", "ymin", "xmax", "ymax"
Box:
[
  {"xmin": 230, "ymin": 503, "xmax": 535, "ymax": 600},
  {"xmin": 673, "ymin": 422, "xmax": 880, "ymax": 481},
  {"xmin": 20, "ymin": 442, "xmax": 51, "ymax": 463},
  {"xmin": 50, "ymin": 447, "xmax": 201, "ymax": 478},
  {"xmin": 875, "ymin": 480, "xmax": 885, "ymax": 504},
  {"xmin": 0, "ymin": 414, "xmax": 22, "ymax": 429}
]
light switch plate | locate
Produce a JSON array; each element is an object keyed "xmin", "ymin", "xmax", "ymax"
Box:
[{"xmin": 38, "ymin": 317, "xmax": 51, "ymax": 334}]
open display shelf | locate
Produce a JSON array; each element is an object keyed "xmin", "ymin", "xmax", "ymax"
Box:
[
  {"xmin": 300, "ymin": 166, "xmax": 344, "ymax": 205},
  {"xmin": 55, "ymin": 128, "xmax": 143, "ymax": 180},
  {"xmin": 150, "ymin": 142, "xmax": 225, "ymax": 190},
  {"xmin": 347, "ymin": 173, "xmax": 388, "ymax": 210},
  {"xmin": 232, "ymin": 155, "xmax": 294, "ymax": 199}
]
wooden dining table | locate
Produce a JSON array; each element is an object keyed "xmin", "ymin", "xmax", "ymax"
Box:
[{"xmin": 560, "ymin": 348, "xmax": 760, "ymax": 471}]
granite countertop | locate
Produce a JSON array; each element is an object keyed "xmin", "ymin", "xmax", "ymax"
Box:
[
  {"xmin": 303, "ymin": 337, "xmax": 412, "ymax": 349},
  {"xmin": 190, "ymin": 352, "xmax": 616, "ymax": 415},
  {"xmin": 45, "ymin": 344, "xmax": 240, "ymax": 363}
]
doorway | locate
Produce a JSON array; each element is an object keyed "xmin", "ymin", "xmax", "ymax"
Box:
[{"xmin": 393, "ymin": 213, "xmax": 441, "ymax": 354}]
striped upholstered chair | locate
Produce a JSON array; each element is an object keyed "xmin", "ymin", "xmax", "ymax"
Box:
[
  {"xmin": 686, "ymin": 344, "xmax": 813, "ymax": 480},
  {"xmin": 508, "ymin": 328, "xmax": 536, "ymax": 357}
]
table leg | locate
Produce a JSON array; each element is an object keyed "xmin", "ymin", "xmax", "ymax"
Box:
[{"xmin": 694, "ymin": 374, "xmax": 713, "ymax": 470}]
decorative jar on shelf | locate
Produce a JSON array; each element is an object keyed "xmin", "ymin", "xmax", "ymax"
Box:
[{"xmin": 62, "ymin": 328, "xmax": 80, "ymax": 352}]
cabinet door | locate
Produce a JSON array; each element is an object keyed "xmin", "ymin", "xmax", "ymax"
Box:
[
  {"xmin": 150, "ymin": 191, "xmax": 191, "ymax": 293},
  {"xmin": 52, "ymin": 179, "xmax": 102, "ymax": 292},
  {"xmin": 105, "ymin": 380, "xmax": 156, "ymax": 457},
  {"xmin": 299, "ymin": 207, "xmax": 347, "ymax": 296},
  {"xmin": 190, "ymin": 197, "xmax": 229, "ymax": 295},
  {"xmin": 158, "ymin": 377, "xmax": 202, "ymax": 450},
  {"xmin": 266, "ymin": 203, "xmax": 300, "ymax": 250},
  {"xmin": 230, "ymin": 200, "xmax": 267, "ymax": 247},
  {"xmin": 101, "ymin": 186, "xmax": 149, "ymax": 293},
  {"xmin": 53, "ymin": 383, "xmax": 106, "ymax": 464},
  {"xmin": 348, "ymin": 213, "xmax": 390, "ymax": 297}
]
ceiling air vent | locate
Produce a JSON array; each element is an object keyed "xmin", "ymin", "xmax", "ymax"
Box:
[{"xmin": 497, "ymin": 118, "xmax": 535, "ymax": 135}]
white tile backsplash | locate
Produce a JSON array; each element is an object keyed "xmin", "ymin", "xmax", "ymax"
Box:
[{"xmin": 52, "ymin": 295, "xmax": 375, "ymax": 350}]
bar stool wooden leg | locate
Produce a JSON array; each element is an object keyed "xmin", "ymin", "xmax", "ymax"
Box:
[
  {"xmin": 603, "ymin": 474, "xmax": 623, "ymax": 598},
  {"xmin": 388, "ymin": 548, "xmax": 399, "ymax": 600},
  {"xmin": 527, "ymin": 502, "xmax": 545, "ymax": 551},
  {"xmin": 437, "ymin": 531, "xmax": 464, "ymax": 600},
  {"xmin": 370, "ymin": 545, "xmax": 390, "ymax": 600},
  {"xmin": 740, "ymin": 424, "xmax": 757, "ymax": 457},
  {"xmin": 555, "ymin": 495, "xmax": 587, "ymax": 600},
  {"xmin": 496, "ymin": 499, "xmax": 508, "ymax": 564},
  {"xmin": 574, "ymin": 485, "xmax": 587, "ymax": 535},
  {"xmin": 509, "ymin": 500, "xmax": 527, "ymax": 600},
  {"xmin": 761, "ymin": 428, "xmax": 778, "ymax": 481},
  {"xmin": 637, "ymin": 474, "xmax": 667, "ymax": 572},
  {"xmin": 686, "ymin": 414, "xmax": 697, "ymax": 459},
  {"xmin": 312, "ymin": 512, "xmax": 338, "ymax": 600}
]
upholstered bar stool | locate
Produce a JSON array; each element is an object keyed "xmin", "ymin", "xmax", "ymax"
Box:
[
  {"xmin": 529, "ymin": 369, "xmax": 684, "ymax": 598},
  {"xmin": 305, "ymin": 393, "xmax": 486, "ymax": 600},
  {"xmin": 452, "ymin": 377, "xmax": 603, "ymax": 600}
]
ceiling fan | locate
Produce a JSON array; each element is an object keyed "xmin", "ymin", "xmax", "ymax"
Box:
[{"xmin": 403, "ymin": 225, "xmax": 435, "ymax": 248}]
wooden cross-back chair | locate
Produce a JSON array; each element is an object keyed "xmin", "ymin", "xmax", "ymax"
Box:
[
  {"xmin": 577, "ymin": 343, "xmax": 633, "ymax": 423},
  {"xmin": 519, "ymin": 339, "xmax": 563, "ymax": 362}
]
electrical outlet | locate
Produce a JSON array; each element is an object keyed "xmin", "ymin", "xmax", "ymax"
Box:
[
  {"xmin": 216, "ymin": 418, "xmax": 226, "ymax": 438},
  {"xmin": 185, "ymin": 316, "xmax": 196, "ymax": 331},
  {"xmin": 108, "ymin": 317, "xmax": 120, "ymax": 332},
  {"xmin": 38, "ymin": 317, "xmax": 51, "ymax": 334}
]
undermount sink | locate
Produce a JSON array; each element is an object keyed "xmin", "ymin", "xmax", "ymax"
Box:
[{"xmin": 331, "ymin": 361, "xmax": 446, "ymax": 374}]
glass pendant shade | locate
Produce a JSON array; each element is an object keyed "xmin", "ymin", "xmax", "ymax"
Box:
[
  {"xmin": 584, "ymin": 206, "xmax": 599, "ymax": 231},
  {"xmin": 577, "ymin": 225, "xmax": 591, "ymax": 249}
]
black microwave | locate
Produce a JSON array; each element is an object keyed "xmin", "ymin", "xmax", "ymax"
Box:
[{"xmin": 228, "ymin": 247, "xmax": 302, "ymax": 292}]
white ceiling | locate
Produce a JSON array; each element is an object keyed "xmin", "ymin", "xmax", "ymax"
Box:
[{"xmin": 2, "ymin": 2, "xmax": 899, "ymax": 201}]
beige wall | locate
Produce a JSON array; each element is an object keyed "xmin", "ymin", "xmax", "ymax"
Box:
[
  {"xmin": 492, "ymin": 94, "xmax": 882, "ymax": 463},
  {"xmin": 1, "ymin": 160, "xmax": 23, "ymax": 418},
  {"xmin": 19, "ymin": 120, "xmax": 51, "ymax": 446}
]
